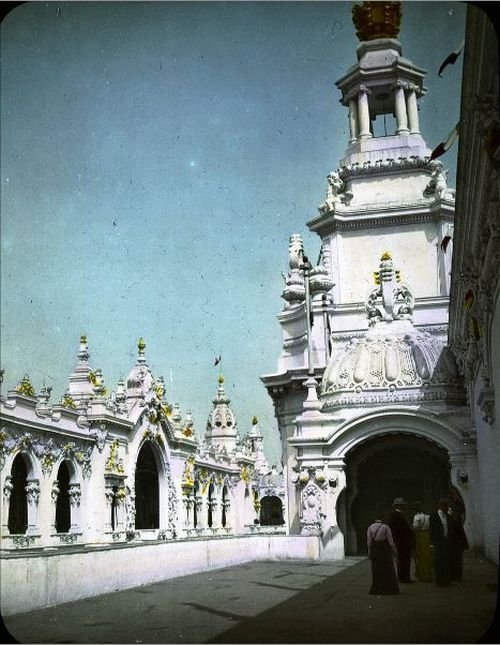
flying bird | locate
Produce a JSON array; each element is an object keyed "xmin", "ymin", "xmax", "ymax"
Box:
[
  {"xmin": 438, "ymin": 40, "xmax": 465, "ymax": 77},
  {"xmin": 214, "ymin": 355, "xmax": 221, "ymax": 366},
  {"xmin": 430, "ymin": 122, "xmax": 460, "ymax": 160}
]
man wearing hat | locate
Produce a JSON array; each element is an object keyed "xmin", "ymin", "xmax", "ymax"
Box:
[{"xmin": 389, "ymin": 497, "xmax": 414, "ymax": 583}]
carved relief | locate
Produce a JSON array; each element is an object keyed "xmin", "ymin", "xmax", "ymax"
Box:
[
  {"xmin": 300, "ymin": 483, "xmax": 325, "ymax": 536},
  {"xmin": 68, "ymin": 483, "xmax": 81, "ymax": 507},
  {"xmin": 25, "ymin": 480, "xmax": 40, "ymax": 505},
  {"xmin": 3, "ymin": 475, "xmax": 13, "ymax": 500}
]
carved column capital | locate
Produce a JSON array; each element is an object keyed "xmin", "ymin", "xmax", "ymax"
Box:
[
  {"xmin": 25, "ymin": 480, "xmax": 40, "ymax": 506},
  {"xmin": 68, "ymin": 483, "xmax": 81, "ymax": 507}
]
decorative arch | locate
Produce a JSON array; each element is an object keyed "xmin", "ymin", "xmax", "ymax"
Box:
[
  {"xmin": 134, "ymin": 441, "xmax": 162, "ymax": 530},
  {"xmin": 324, "ymin": 409, "xmax": 472, "ymax": 555},
  {"xmin": 326, "ymin": 408, "xmax": 468, "ymax": 458},
  {"xmin": 259, "ymin": 495, "xmax": 284, "ymax": 526},
  {"xmin": 7, "ymin": 452, "xmax": 31, "ymax": 534},
  {"xmin": 54, "ymin": 459, "xmax": 78, "ymax": 534}
]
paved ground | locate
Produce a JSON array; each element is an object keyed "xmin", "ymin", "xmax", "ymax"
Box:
[{"xmin": 2, "ymin": 552, "xmax": 499, "ymax": 644}]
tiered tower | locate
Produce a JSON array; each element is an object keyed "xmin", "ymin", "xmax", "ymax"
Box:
[{"xmin": 262, "ymin": 2, "xmax": 475, "ymax": 555}]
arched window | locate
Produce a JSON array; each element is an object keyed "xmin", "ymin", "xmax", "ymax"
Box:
[
  {"xmin": 207, "ymin": 483, "xmax": 214, "ymax": 528},
  {"xmin": 55, "ymin": 462, "xmax": 71, "ymax": 533},
  {"xmin": 259, "ymin": 495, "xmax": 284, "ymax": 526},
  {"xmin": 221, "ymin": 485, "xmax": 228, "ymax": 528},
  {"xmin": 193, "ymin": 482, "xmax": 199, "ymax": 528},
  {"xmin": 135, "ymin": 442, "xmax": 159, "ymax": 529},
  {"xmin": 8, "ymin": 454, "xmax": 28, "ymax": 534}
]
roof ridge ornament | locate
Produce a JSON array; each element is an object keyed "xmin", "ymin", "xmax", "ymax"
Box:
[
  {"xmin": 366, "ymin": 252, "xmax": 414, "ymax": 325},
  {"xmin": 352, "ymin": 1, "xmax": 402, "ymax": 42}
]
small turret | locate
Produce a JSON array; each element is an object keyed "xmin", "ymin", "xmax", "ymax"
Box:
[{"xmin": 205, "ymin": 374, "xmax": 239, "ymax": 453}]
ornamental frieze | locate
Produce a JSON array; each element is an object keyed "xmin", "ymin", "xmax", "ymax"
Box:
[{"xmin": 0, "ymin": 427, "xmax": 94, "ymax": 478}]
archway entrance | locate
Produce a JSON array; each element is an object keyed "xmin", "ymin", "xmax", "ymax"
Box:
[
  {"xmin": 135, "ymin": 442, "xmax": 159, "ymax": 529},
  {"xmin": 341, "ymin": 434, "xmax": 451, "ymax": 555},
  {"xmin": 260, "ymin": 496, "xmax": 284, "ymax": 525},
  {"xmin": 8, "ymin": 454, "xmax": 28, "ymax": 534},
  {"xmin": 55, "ymin": 461, "xmax": 71, "ymax": 533}
]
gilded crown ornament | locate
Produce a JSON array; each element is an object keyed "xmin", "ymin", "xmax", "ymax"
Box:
[{"xmin": 352, "ymin": 1, "xmax": 402, "ymax": 42}]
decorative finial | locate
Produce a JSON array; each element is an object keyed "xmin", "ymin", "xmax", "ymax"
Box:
[
  {"xmin": 16, "ymin": 374, "xmax": 36, "ymax": 397},
  {"xmin": 218, "ymin": 374, "xmax": 224, "ymax": 384},
  {"xmin": 80, "ymin": 334, "xmax": 87, "ymax": 345},
  {"xmin": 138, "ymin": 337, "xmax": 146, "ymax": 354},
  {"xmin": 380, "ymin": 251, "xmax": 392, "ymax": 261},
  {"xmin": 252, "ymin": 416, "xmax": 258, "ymax": 425},
  {"xmin": 352, "ymin": 1, "xmax": 402, "ymax": 42}
]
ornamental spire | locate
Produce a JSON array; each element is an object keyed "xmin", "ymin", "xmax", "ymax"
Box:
[{"xmin": 137, "ymin": 337, "xmax": 146, "ymax": 364}]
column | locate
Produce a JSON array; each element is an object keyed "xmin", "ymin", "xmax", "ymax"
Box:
[
  {"xmin": 348, "ymin": 97, "xmax": 358, "ymax": 143},
  {"xmin": 357, "ymin": 86, "xmax": 372, "ymax": 139},
  {"xmin": 25, "ymin": 479, "xmax": 40, "ymax": 536},
  {"xmin": 394, "ymin": 82, "xmax": 409, "ymax": 135},
  {"xmin": 104, "ymin": 486, "xmax": 115, "ymax": 531},
  {"xmin": 68, "ymin": 483, "xmax": 81, "ymax": 532},
  {"xmin": 182, "ymin": 494, "xmax": 191, "ymax": 530},
  {"xmin": 406, "ymin": 85, "xmax": 420, "ymax": 134},
  {"xmin": 210, "ymin": 497, "xmax": 221, "ymax": 530},
  {"xmin": 2, "ymin": 476, "xmax": 13, "ymax": 534},
  {"xmin": 50, "ymin": 481, "xmax": 59, "ymax": 532},
  {"xmin": 196, "ymin": 495, "xmax": 206, "ymax": 530},
  {"xmin": 114, "ymin": 485, "xmax": 126, "ymax": 531},
  {"xmin": 222, "ymin": 497, "xmax": 231, "ymax": 530}
]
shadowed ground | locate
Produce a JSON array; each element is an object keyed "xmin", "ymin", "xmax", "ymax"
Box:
[{"xmin": 3, "ymin": 551, "xmax": 499, "ymax": 644}]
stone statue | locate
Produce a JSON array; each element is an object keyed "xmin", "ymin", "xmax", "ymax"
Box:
[
  {"xmin": 319, "ymin": 170, "xmax": 353, "ymax": 214},
  {"xmin": 288, "ymin": 234, "xmax": 304, "ymax": 270},
  {"xmin": 424, "ymin": 161, "xmax": 456, "ymax": 201}
]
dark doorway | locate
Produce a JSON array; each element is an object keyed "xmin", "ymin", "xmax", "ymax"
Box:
[
  {"xmin": 207, "ymin": 483, "xmax": 214, "ymax": 528},
  {"xmin": 193, "ymin": 482, "xmax": 199, "ymax": 528},
  {"xmin": 259, "ymin": 495, "xmax": 284, "ymax": 525},
  {"xmin": 344, "ymin": 434, "xmax": 451, "ymax": 555},
  {"xmin": 221, "ymin": 486, "xmax": 228, "ymax": 527},
  {"xmin": 55, "ymin": 461, "xmax": 71, "ymax": 533},
  {"xmin": 135, "ymin": 442, "xmax": 159, "ymax": 529},
  {"xmin": 8, "ymin": 454, "xmax": 28, "ymax": 534}
]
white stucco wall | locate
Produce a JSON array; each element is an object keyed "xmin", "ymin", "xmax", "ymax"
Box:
[
  {"xmin": 333, "ymin": 222, "xmax": 440, "ymax": 303},
  {"xmin": 475, "ymin": 293, "xmax": 500, "ymax": 564},
  {"xmin": 0, "ymin": 535, "xmax": 321, "ymax": 617}
]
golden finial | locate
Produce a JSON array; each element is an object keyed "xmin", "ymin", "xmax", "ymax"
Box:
[
  {"xmin": 352, "ymin": 1, "xmax": 402, "ymax": 42},
  {"xmin": 373, "ymin": 271, "xmax": 381, "ymax": 285},
  {"xmin": 380, "ymin": 251, "xmax": 392, "ymax": 261},
  {"xmin": 252, "ymin": 416, "xmax": 258, "ymax": 425},
  {"xmin": 218, "ymin": 374, "xmax": 224, "ymax": 384},
  {"xmin": 16, "ymin": 374, "xmax": 36, "ymax": 397},
  {"xmin": 138, "ymin": 337, "xmax": 146, "ymax": 353},
  {"xmin": 80, "ymin": 334, "xmax": 87, "ymax": 344}
]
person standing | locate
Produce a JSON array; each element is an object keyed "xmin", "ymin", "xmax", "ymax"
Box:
[
  {"xmin": 389, "ymin": 497, "xmax": 414, "ymax": 583},
  {"xmin": 447, "ymin": 495, "xmax": 469, "ymax": 582},
  {"xmin": 429, "ymin": 497, "xmax": 452, "ymax": 586},
  {"xmin": 412, "ymin": 501, "xmax": 433, "ymax": 582},
  {"xmin": 367, "ymin": 510, "xmax": 399, "ymax": 595}
]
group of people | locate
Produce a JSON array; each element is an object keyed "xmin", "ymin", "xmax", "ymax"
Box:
[{"xmin": 367, "ymin": 494, "xmax": 469, "ymax": 595}]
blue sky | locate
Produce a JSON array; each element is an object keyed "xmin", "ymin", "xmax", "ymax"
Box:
[{"xmin": 1, "ymin": 1, "xmax": 466, "ymax": 465}]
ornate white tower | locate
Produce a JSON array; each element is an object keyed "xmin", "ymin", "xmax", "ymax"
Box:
[
  {"xmin": 262, "ymin": 1, "xmax": 474, "ymax": 555},
  {"xmin": 205, "ymin": 375, "xmax": 239, "ymax": 454}
]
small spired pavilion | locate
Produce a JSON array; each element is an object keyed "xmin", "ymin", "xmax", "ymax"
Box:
[{"xmin": 262, "ymin": 1, "xmax": 476, "ymax": 556}]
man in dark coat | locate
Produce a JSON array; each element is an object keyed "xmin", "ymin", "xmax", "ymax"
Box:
[
  {"xmin": 447, "ymin": 490, "xmax": 469, "ymax": 581},
  {"xmin": 429, "ymin": 497, "xmax": 453, "ymax": 586},
  {"xmin": 389, "ymin": 497, "xmax": 414, "ymax": 583}
]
